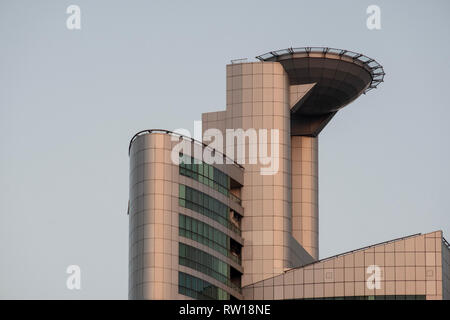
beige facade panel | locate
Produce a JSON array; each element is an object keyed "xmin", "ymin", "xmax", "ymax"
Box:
[
  {"xmin": 242, "ymin": 231, "xmax": 450, "ymax": 300},
  {"xmin": 289, "ymin": 83, "xmax": 316, "ymax": 112}
]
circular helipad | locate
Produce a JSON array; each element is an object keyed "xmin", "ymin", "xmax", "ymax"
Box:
[{"xmin": 256, "ymin": 47, "xmax": 385, "ymax": 116}]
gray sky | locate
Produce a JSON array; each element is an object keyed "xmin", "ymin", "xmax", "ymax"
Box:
[{"xmin": 1, "ymin": 0, "xmax": 449, "ymax": 299}]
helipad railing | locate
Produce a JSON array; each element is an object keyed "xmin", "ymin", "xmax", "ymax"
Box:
[
  {"xmin": 128, "ymin": 129, "xmax": 244, "ymax": 170},
  {"xmin": 256, "ymin": 46, "xmax": 385, "ymax": 93},
  {"xmin": 443, "ymin": 237, "xmax": 450, "ymax": 250}
]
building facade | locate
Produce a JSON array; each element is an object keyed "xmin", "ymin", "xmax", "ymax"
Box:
[
  {"xmin": 128, "ymin": 47, "xmax": 450, "ymax": 300},
  {"xmin": 129, "ymin": 132, "xmax": 245, "ymax": 299}
]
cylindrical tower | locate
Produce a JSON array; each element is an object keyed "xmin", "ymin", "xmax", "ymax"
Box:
[
  {"xmin": 256, "ymin": 47, "xmax": 385, "ymax": 262},
  {"xmin": 128, "ymin": 132, "xmax": 179, "ymax": 300},
  {"xmin": 128, "ymin": 130, "xmax": 245, "ymax": 300},
  {"xmin": 221, "ymin": 61, "xmax": 295, "ymax": 286}
]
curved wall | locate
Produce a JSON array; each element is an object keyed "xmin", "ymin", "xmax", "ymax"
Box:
[{"xmin": 129, "ymin": 132, "xmax": 244, "ymax": 299}]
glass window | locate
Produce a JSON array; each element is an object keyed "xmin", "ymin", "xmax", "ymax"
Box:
[
  {"xmin": 179, "ymin": 272, "xmax": 185, "ymax": 287},
  {"xmin": 179, "ymin": 214, "xmax": 185, "ymax": 228},
  {"xmin": 178, "ymin": 185, "xmax": 240, "ymax": 236},
  {"xmin": 178, "ymin": 214, "xmax": 238, "ymax": 263},
  {"xmin": 178, "ymin": 243, "xmax": 238, "ymax": 291},
  {"xmin": 178, "ymin": 272, "xmax": 231, "ymax": 300},
  {"xmin": 208, "ymin": 166, "xmax": 213, "ymax": 179},
  {"xmin": 178, "ymin": 155, "xmax": 230, "ymax": 196},
  {"xmin": 179, "ymin": 184, "xmax": 185, "ymax": 198},
  {"xmin": 186, "ymin": 187, "xmax": 192, "ymax": 200}
]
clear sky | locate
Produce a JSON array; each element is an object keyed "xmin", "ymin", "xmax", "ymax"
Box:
[{"xmin": 0, "ymin": 0, "xmax": 449, "ymax": 299}]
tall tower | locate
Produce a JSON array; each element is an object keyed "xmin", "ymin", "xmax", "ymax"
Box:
[
  {"xmin": 128, "ymin": 47, "xmax": 450, "ymax": 301},
  {"xmin": 257, "ymin": 48, "xmax": 384, "ymax": 260},
  {"xmin": 202, "ymin": 47, "xmax": 384, "ymax": 285},
  {"xmin": 128, "ymin": 46, "xmax": 386, "ymax": 299}
]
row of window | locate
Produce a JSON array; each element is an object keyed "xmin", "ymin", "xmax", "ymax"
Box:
[
  {"xmin": 178, "ymin": 272, "xmax": 230, "ymax": 300},
  {"xmin": 179, "ymin": 184, "xmax": 241, "ymax": 235},
  {"xmin": 179, "ymin": 214, "xmax": 229, "ymax": 258},
  {"xmin": 179, "ymin": 214, "xmax": 241, "ymax": 265},
  {"xmin": 179, "ymin": 154, "xmax": 230, "ymax": 197},
  {"xmin": 179, "ymin": 243, "xmax": 229, "ymax": 281},
  {"xmin": 179, "ymin": 243, "xmax": 240, "ymax": 292}
]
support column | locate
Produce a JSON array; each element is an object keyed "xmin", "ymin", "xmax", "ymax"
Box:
[{"xmin": 291, "ymin": 136, "xmax": 318, "ymax": 260}]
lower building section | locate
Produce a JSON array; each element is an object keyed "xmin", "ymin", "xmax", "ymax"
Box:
[
  {"xmin": 128, "ymin": 131, "xmax": 450, "ymax": 300},
  {"xmin": 302, "ymin": 295, "xmax": 426, "ymax": 300},
  {"xmin": 242, "ymin": 231, "xmax": 450, "ymax": 300}
]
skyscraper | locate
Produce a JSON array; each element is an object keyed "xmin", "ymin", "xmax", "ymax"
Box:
[{"xmin": 128, "ymin": 47, "xmax": 450, "ymax": 300}]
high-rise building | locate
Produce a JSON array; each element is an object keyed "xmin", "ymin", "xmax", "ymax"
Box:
[{"xmin": 128, "ymin": 47, "xmax": 450, "ymax": 300}]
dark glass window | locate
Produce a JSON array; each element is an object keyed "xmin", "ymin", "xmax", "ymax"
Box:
[
  {"xmin": 178, "ymin": 243, "xmax": 240, "ymax": 292},
  {"xmin": 178, "ymin": 272, "xmax": 230, "ymax": 300},
  {"xmin": 179, "ymin": 154, "xmax": 230, "ymax": 196},
  {"xmin": 178, "ymin": 184, "xmax": 240, "ymax": 235},
  {"xmin": 178, "ymin": 214, "xmax": 240, "ymax": 264}
]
